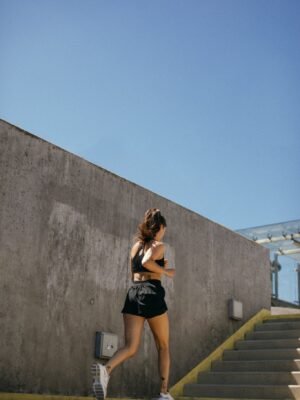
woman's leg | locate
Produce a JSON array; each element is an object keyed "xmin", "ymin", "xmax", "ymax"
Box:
[
  {"xmin": 147, "ymin": 312, "xmax": 170, "ymax": 394},
  {"xmin": 104, "ymin": 313, "xmax": 145, "ymax": 375}
]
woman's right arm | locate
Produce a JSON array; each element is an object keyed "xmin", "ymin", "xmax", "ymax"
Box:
[{"xmin": 142, "ymin": 243, "xmax": 175, "ymax": 277}]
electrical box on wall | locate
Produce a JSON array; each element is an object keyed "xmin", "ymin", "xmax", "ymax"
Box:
[
  {"xmin": 228, "ymin": 298, "xmax": 243, "ymax": 320},
  {"xmin": 95, "ymin": 331, "xmax": 118, "ymax": 359}
]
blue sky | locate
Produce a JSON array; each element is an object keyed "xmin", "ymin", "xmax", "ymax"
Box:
[{"xmin": 1, "ymin": 1, "xmax": 299, "ymax": 301}]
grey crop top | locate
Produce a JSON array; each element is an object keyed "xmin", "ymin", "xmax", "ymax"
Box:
[{"xmin": 131, "ymin": 243, "xmax": 165, "ymax": 273}]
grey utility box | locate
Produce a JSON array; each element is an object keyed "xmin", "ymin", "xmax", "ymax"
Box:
[
  {"xmin": 228, "ymin": 298, "xmax": 243, "ymax": 320},
  {"xmin": 95, "ymin": 331, "xmax": 118, "ymax": 359}
]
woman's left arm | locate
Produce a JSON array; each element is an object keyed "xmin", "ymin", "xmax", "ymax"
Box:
[{"xmin": 129, "ymin": 254, "xmax": 134, "ymax": 281}]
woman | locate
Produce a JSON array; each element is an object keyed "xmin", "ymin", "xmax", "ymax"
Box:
[{"xmin": 91, "ymin": 208, "xmax": 176, "ymax": 400}]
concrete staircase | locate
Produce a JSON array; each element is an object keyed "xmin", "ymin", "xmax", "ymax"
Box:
[{"xmin": 181, "ymin": 316, "xmax": 300, "ymax": 399}]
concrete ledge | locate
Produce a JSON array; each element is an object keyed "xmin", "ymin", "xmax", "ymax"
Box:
[
  {"xmin": 169, "ymin": 308, "xmax": 271, "ymax": 398},
  {"xmin": 0, "ymin": 395, "xmax": 94, "ymax": 400},
  {"xmin": 0, "ymin": 395, "xmax": 144, "ymax": 400},
  {"xmin": 0, "ymin": 395, "xmax": 91, "ymax": 400}
]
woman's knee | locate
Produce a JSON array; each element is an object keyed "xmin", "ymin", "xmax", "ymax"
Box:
[{"xmin": 157, "ymin": 341, "xmax": 169, "ymax": 351}]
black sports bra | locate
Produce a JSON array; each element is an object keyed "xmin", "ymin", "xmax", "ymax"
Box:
[{"xmin": 131, "ymin": 243, "xmax": 164, "ymax": 273}]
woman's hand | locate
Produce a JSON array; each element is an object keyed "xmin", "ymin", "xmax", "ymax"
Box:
[
  {"xmin": 164, "ymin": 259, "xmax": 169, "ymax": 268},
  {"xmin": 164, "ymin": 268, "xmax": 176, "ymax": 278}
]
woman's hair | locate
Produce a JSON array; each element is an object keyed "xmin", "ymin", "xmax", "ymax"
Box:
[{"xmin": 133, "ymin": 208, "xmax": 167, "ymax": 245}]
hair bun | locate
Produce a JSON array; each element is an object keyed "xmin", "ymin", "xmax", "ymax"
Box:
[{"xmin": 144, "ymin": 208, "xmax": 159, "ymax": 218}]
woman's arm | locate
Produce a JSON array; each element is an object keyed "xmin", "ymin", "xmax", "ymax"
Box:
[
  {"xmin": 141, "ymin": 243, "xmax": 168, "ymax": 275},
  {"xmin": 129, "ymin": 253, "xmax": 134, "ymax": 281}
]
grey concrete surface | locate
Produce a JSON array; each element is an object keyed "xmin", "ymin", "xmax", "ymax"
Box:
[{"xmin": 0, "ymin": 119, "xmax": 271, "ymax": 397}]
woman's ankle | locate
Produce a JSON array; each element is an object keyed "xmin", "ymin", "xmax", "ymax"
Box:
[
  {"xmin": 105, "ymin": 364, "xmax": 112, "ymax": 375},
  {"xmin": 160, "ymin": 389, "xmax": 169, "ymax": 394}
]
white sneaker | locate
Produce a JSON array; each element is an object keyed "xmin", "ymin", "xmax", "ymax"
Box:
[
  {"xmin": 152, "ymin": 392, "xmax": 174, "ymax": 400},
  {"xmin": 91, "ymin": 363, "xmax": 110, "ymax": 400}
]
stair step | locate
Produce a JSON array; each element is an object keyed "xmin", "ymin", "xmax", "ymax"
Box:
[
  {"xmin": 223, "ymin": 348, "xmax": 300, "ymax": 361},
  {"xmin": 183, "ymin": 383, "xmax": 300, "ymax": 399},
  {"xmin": 255, "ymin": 321, "xmax": 300, "ymax": 331},
  {"xmin": 235, "ymin": 338, "xmax": 300, "ymax": 349},
  {"xmin": 212, "ymin": 359, "xmax": 300, "ymax": 371},
  {"xmin": 246, "ymin": 329, "xmax": 300, "ymax": 340},
  {"xmin": 180, "ymin": 318, "xmax": 300, "ymax": 399},
  {"xmin": 264, "ymin": 318, "xmax": 300, "ymax": 323},
  {"xmin": 197, "ymin": 371, "xmax": 300, "ymax": 385}
]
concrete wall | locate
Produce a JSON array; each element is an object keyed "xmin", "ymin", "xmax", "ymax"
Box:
[{"xmin": 0, "ymin": 119, "xmax": 271, "ymax": 397}]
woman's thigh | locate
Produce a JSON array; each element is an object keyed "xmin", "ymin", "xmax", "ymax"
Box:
[
  {"xmin": 146, "ymin": 312, "xmax": 169, "ymax": 348},
  {"xmin": 123, "ymin": 313, "xmax": 145, "ymax": 350}
]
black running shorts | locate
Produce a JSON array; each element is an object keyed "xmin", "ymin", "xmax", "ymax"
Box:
[{"xmin": 121, "ymin": 279, "xmax": 168, "ymax": 319}]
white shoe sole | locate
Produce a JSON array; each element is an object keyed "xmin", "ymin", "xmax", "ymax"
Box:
[{"xmin": 91, "ymin": 363, "xmax": 105, "ymax": 400}]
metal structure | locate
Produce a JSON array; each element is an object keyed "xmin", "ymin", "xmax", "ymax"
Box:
[{"xmin": 236, "ymin": 219, "xmax": 300, "ymax": 303}]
